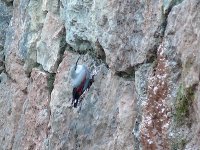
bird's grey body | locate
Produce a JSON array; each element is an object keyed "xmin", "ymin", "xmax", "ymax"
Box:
[{"xmin": 71, "ymin": 65, "xmax": 90, "ymax": 88}]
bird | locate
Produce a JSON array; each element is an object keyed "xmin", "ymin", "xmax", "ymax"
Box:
[{"xmin": 70, "ymin": 57, "xmax": 94, "ymax": 107}]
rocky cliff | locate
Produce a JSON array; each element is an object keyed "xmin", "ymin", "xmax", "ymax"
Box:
[{"xmin": 0, "ymin": 0, "xmax": 200, "ymax": 149}]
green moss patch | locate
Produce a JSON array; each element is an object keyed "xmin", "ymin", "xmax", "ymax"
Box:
[
  {"xmin": 174, "ymin": 83, "xmax": 195, "ymax": 126},
  {"xmin": 171, "ymin": 138, "xmax": 187, "ymax": 150}
]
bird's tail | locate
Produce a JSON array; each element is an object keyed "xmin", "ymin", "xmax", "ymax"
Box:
[
  {"xmin": 72, "ymin": 88, "xmax": 80, "ymax": 108},
  {"xmin": 72, "ymin": 99, "xmax": 78, "ymax": 108}
]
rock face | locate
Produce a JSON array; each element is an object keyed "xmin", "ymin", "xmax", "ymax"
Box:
[
  {"xmin": 1, "ymin": 0, "xmax": 200, "ymax": 149},
  {"xmin": 49, "ymin": 52, "xmax": 135, "ymax": 149},
  {"xmin": 0, "ymin": 0, "xmax": 12, "ymax": 72},
  {"xmin": 60, "ymin": 0, "xmax": 164, "ymax": 72}
]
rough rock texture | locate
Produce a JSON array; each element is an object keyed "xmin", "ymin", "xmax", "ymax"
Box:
[
  {"xmin": 48, "ymin": 52, "xmax": 135, "ymax": 149},
  {"xmin": 12, "ymin": 68, "xmax": 50, "ymax": 150},
  {"xmin": 140, "ymin": 44, "xmax": 170, "ymax": 149},
  {"xmin": 1, "ymin": 0, "xmax": 200, "ymax": 149},
  {"xmin": 37, "ymin": 12, "xmax": 65, "ymax": 73},
  {"xmin": 60, "ymin": 0, "xmax": 165, "ymax": 72},
  {"xmin": 164, "ymin": 0, "xmax": 200, "ymax": 149},
  {"xmin": 0, "ymin": 0, "xmax": 12, "ymax": 72}
]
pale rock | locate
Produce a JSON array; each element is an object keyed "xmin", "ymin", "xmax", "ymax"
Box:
[
  {"xmin": 0, "ymin": 78, "xmax": 26, "ymax": 149},
  {"xmin": 49, "ymin": 51, "xmax": 135, "ymax": 149},
  {"xmin": 60, "ymin": 0, "xmax": 165, "ymax": 72},
  {"xmin": 0, "ymin": 72, "xmax": 7, "ymax": 83},
  {"xmin": 37, "ymin": 12, "xmax": 64, "ymax": 73},
  {"xmin": 133, "ymin": 64, "xmax": 153, "ymax": 149},
  {"xmin": 163, "ymin": 0, "xmax": 200, "ymax": 148},
  {"xmin": 12, "ymin": 68, "xmax": 50, "ymax": 150},
  {"xmin": 4, "ymin": 0, "xmax": 33, "ymax": 89},
  {"xmin": 0, "ymin": 0, "xmax": 12, "ymax": 72},
  {"xmin": 1, "ymin": 0, "xmax": 200, "ymax": 149}
]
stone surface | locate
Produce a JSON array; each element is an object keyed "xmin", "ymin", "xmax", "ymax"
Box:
[
  {"xmin": 140, "ymin": 44, "xmax": 170, "ymax": 149},
  {"xmin": 37, "ymin": 12, "xmax": 65, "ymax": 73},
  {"xmin": 60, "ymin": 0, "xmax": 165, "ymax": 72},
  {"xmin": 0, "ymin": 0, "xmax": 12, "ymax": 73},
  {"xmin": 0, "ymin": 0, "xmax": 12, "ymax": 50},
  {"xmin": 4, "ymin": 0, "xmax": 30, "ymax": 90},
  {"xmin": 12, "ymin": 68, "xmax": 50, "ymax": 150},
  {"xmin": 48, "ymin": 51, "xmax": 135, "ymax": 149},
  {"xmin": 0, "ymin": 74, "xmax": 27, "ymax": 150},
  {"xmin": 1, "ymin": 0, "xmax": 200, "ymax": 149},
  {"xmin": 163, "ymin": 0, "xmax": 200, "ymax": 149},
  {"xmin": 0, "ymin": 68, "xmax": 50, "ymax": 150}
]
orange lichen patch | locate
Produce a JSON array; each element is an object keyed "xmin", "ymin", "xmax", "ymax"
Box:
[{"xmin": 140, "ymin": 43, "xmax": 170, "ymax": 149}]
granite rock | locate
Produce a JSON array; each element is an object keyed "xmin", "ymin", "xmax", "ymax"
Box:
[{"xmin": 1, "ymin": 0, "xmax": 200, "ymax": 149}]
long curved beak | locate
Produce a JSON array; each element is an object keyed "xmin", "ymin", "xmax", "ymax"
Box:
[{"xmin": 75, "ymin": 56, "xmax": 81, "ymax": 70}]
